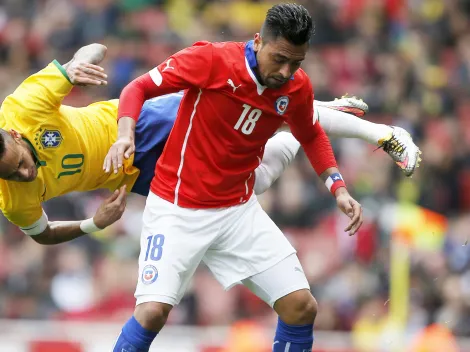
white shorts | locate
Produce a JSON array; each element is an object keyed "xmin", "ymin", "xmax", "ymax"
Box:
[{"xmin": 135, "ymin": 193, "xmax": 308, "ymax": 307}]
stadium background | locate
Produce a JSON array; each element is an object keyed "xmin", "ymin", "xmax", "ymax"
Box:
[{"xmin": 1, "ymin": 0, "xmax": 470, "ymax": 351}]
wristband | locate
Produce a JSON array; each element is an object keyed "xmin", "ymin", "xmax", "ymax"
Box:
[
  {"xmin": 80, "ymin": 218, "xmax": 102, "ymax": 234},
  {"xmin": 325, "ymin": 173, "xmax": 346, "ymax": 195}
]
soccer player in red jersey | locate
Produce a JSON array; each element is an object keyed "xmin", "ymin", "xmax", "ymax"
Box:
[{"xmin": 106, "ymin": 4, "xmax": 363, "ymax": 352}]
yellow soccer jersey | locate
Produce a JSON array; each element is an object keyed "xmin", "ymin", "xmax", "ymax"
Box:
[{"xmin": 0, "ymin": 61, "xmax": 139, "ymax": 229}]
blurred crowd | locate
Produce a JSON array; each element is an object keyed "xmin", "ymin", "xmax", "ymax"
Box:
[{"xmin": 1, "ymin": 0, "xmax": 470, "ymax": 342}]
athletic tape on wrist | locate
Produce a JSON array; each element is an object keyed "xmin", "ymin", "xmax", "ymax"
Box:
[{"xmin": 80, "ymin": 218, "xmax": 102, "ymax": 234}]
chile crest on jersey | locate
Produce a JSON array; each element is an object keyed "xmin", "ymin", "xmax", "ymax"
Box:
[{"xmin": 275, "ymin": 96, "xmax": 289, "ymax": 115}]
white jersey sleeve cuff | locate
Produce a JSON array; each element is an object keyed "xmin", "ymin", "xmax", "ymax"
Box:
[
  {"xmin": 149, "ymin": 67, "xmax": 163, "ymax": 86},
  {"xmin": 20, "ymin": 209, "xmax": 48, "ymax": 236},
  {"xmin": 313, "ymin": 104, "xmax": 320, "ymax": 125}
]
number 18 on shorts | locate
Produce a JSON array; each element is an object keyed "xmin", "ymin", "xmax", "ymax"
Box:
[
  {"xmin": 134, "ymin": 193, "xmax": 301, "ymax": 307},
  {"xmin": 140, "ymin": 234, "xmax": 165, "ymax": 285}
]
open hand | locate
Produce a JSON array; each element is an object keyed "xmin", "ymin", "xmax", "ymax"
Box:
[
  {"xmin": 66, "ymin": 61, "xmax": 108, "ymax": 86},
  {"xmin": 93, "ymin": 185, "xmax": 127, "ymax": 229},
  {"xmin": 103, "ymin": 136, "xmax": 135, "ymax": 174}
]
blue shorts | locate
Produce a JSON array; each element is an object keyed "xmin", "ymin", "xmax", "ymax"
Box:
[{"xmin": 131, "ymin": 92, "xmax": 183, "ymax": 196}]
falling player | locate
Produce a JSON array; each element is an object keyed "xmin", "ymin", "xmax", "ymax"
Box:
[
  {"xmin": 105, "ymin": 4, "xmax": 418, "ymax": 352},
  {"xmin": 0, "ymin": 43, "xmax": 419, "ymax": 245}
]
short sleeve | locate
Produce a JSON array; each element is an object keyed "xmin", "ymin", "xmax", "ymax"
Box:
[
  {"xmin": 19, "ymin": 209, "xmax": 48, "ymax": 236},
  {"xmin": 3, "ymin": 203, "xmax": 44, "ymax": 231}
]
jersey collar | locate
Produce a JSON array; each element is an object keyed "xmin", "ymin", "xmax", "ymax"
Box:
[
  {"xmin": 245, "ymin": 40, "xmax": 258, "ymax": 71},
  {"xmin": 23, "ymin": 138, "xmax": 46, "ymax": 168},
  {"xmin": 245, "ymin": 41, "xmax": 267, "ymax": 96},
  {"xmin": 244, "ymin": 40, "xmax": 295, "ymax": 95}
]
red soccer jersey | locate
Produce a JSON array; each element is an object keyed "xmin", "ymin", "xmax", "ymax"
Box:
[{"xmin": 118, "ymin": 41, "xmax": 337, "ymax": 208}]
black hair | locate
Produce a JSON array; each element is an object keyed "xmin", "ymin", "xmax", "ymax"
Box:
[
  {"xmin": 0, "ymin": 129, "xmax": 10, "ymax": 160},
  {"xmin": 261, "ymin": 3, "xmax": 314, "ymax": 46}
]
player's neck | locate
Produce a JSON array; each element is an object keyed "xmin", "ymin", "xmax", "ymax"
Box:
[
  {"xmin": 252, "ymin": 66, "xmax": 265, "ymax": 86},
  {"xmin": 22, "ymin": 138, "xmax": 39, "ymax": 165},
  {"xmin": 249, "ymin": 51, "xmax": 264, "ymax": 85}
]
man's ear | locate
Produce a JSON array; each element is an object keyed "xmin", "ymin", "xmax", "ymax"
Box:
[
  {"xmin": 9, "ymin": 129, "xmax": 22, "ymax": 142},
  {"xmin": 253, "ymin": 33, "xmax": 262, "ymax": 52}
]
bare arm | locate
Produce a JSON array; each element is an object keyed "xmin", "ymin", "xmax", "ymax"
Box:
[
  {"xmin": 28, "ymin": 186, "xmax": 127, "ymax": 245},
  {"xmin": 3, "ymin": 44, "xmax": 106, "ymax": 117},
  {"xmin": 317, "ymin": 167, "xmax": 363, "ymax": 236},
  {"xmin": 32, "ymin": 221, "xmax": 89, "ymax": 245},
  {"xmin": 63, "ymin": 43, "xmax": 108, "ymax": 68}
]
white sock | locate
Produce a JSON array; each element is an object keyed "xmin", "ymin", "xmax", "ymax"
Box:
[
  {"xmin": 314, "ymin": 103, "xmax": 393, "ymax": 145},
  {"xmin": 254, "ymin": 104, "xmax": 392, "ymax": 195},
  {"xmin": 254, "ymin": 132, "xmax": 301, "ymax": 195}
]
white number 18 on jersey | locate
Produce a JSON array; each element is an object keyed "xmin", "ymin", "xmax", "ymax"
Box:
[{"xmin": 234, "ymin": 104, "xmax": 262, "ymax": 135}]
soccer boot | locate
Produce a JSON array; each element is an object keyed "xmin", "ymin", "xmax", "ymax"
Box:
[
  {"xmin": 378, "ymin": 126, "xmax": 422, "ymax": 177},
  {"xmin": 315, "ymin": 94, "xmax": 369, "ymax": 117}
]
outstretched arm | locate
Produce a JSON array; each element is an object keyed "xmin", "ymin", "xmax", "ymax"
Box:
[
  {"xmin": 25, "ymin": 186, "xmax": 127, "ymax": 245},
  {"xmin": 2, "ymin": 43, "xmax": 109, "ymax": 128}
]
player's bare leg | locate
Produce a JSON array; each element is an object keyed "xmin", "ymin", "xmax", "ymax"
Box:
[
  {"xmin": 113, "ymin": 294, "xmax": 173, "ymax": 351},
  {"xmin": 242, "ymin": 254, "xmax": 317, "ymax": 351},
  {"xmin": 114, "ymin": 190, "xmax": 217, "ymax": 352},
  {"xmin": 113, "ymin": 302, "xmax": 171, "ymax": 352},
  {"xmin": 273, "ymin": 290, "xmax": 318, "ymax": 325},
  {"xmin": 273, "ymin": 290, "xmax": 318, "ymax": 348},
  {"xmin": 134, "ymin": 302, "xmax": 173, "ymax": 332}
]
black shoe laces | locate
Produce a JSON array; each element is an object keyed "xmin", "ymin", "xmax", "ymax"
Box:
[{"xmin": 376, "ymin": 135, "xmax": 406, "ymax": 157}]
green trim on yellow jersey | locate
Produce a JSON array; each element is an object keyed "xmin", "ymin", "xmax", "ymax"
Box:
[
  {"xmin": 23, "ymin": 138, "xmax": 46, "ymax": 167},
  {"xmin": 52, "ymin": 59, "xmax": 72, "ymax": 85}
]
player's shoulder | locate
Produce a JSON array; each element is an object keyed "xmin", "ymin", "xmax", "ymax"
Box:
[
  {"xmin": 2, "ymin": 60, "xmax": 67, "ymax": 109},
  {"xmin": 189, "ymin": 40, "xmax": 244, "ymax": 57},
  {"xmin": 210, "ymin": 41, "xmax": 245, "ymax": 51},
  {"xmin": 0, "ymin": 98, "xmax": 29, "ymax": 132}
]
